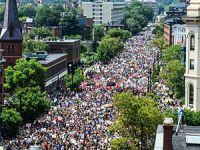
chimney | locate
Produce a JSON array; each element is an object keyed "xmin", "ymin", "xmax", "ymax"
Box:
[{"xmin": 163, "ymin": 118, "xmax": 173, "ymax": 150}]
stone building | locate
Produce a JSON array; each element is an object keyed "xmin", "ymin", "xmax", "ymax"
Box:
[{"xmin": 184, "ymin": 0, "xmax": 200, "ymax": 111}]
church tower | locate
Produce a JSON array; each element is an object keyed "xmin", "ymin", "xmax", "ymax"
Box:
[
  {"xmin": 185, "ymin": 0, "xmax": 200, "ymax": 111},
  {"xmin": 0, "ymin": 0, "xmax": 22, "ymax": 67}
]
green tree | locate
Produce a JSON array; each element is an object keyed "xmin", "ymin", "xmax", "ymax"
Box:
[
  {"xmin": 97, "ymin": 37, "xmax": 124, "ymax": 62},
  {"xmin": 162, "ymin": 45, "xmax": 181, "ymax": 63},
  {"xmin": 64, "ymin": 35, "xmax": 82, "ymax": 40},
  {"xmin": 23, "ymin": 37, "xmax": 49, "ymax": 53},
  {"xmin": 123, "ymin": 1, "xmax": 153, "ymax": 34},
  {"xmin": 35, "ymin": 5, "xmax": 62, "ymax": 27},
  {"xmin": 160, "ymin": 60, "xmax": 185, "ymax": 98},
  {"xmin": 92, "ymin": 25, "xmax": 104, "ymax": 51},
  {"xmin": 18, "ymin": 4, "xmax": 36, "ymax": 18},
  {"xmin": 4, "ymin": 59, "xmax": 46, "ymax": 90},
  {"xmin": 110, "ymin": 92, "xmax": 163, "ymax": 149},
  {"xmin": 59, "ymin": 8, "xmax": 79, "ymax": 35},
  {"xmin": 65, "ymin": 67, "xmax": 84, "ymax": 90},
  {"xmin": 104, "ymin": 28, "xmax": 132, "ymax": 42},
  {"xmin": 152, "ymin": 24, "xmax": 164, "ymax": 37},
  {"xmin": 0, "ymin": 109, "xmax": 22, "ymax": 137},
  {"xmin": 28, "ymin": 27, "xmax": 53, "ymax": 39},
  {"xmin": 12, "ymin": 87, "xmax": 51, "ymax": 121}
]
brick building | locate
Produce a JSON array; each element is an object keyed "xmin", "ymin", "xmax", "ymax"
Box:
[
  {"xmin": 45, "ymin": 40, "xmax": 80, "ymax": 65},
  {"xmin": 24, "ymin": 52, "xmax": 68, "ymax": 91},
  {"xmin": 0, "ymin": 0, "xmax": 22, "ymax": 67},
  {"xmin": 0, "ymin": 0, "xmax": 22, "ymax": 104}
]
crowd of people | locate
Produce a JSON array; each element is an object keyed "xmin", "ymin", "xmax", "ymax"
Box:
[{"xmin": 2, "ymin": 28, "xmax": 168, "ymax": 150}]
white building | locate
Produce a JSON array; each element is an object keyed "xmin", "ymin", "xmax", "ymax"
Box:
[
  {"xmin": 81, "ymin": 1, "xmax": 125, "ymax": 25},
  {"xmin": 184, "ymin": 0, "xmax": 200, "ymax": 111},
  {"xmin": 139, "ymin": 0, "xmax": 158, "ymax": 15},
  {"xmin": 172, "ymin": 24, "xmax": 186, "ymax": 45}
]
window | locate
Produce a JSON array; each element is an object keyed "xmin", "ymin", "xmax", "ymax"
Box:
[
  {"xmin": 190, "ymin": 35, "xmax": 195, "ymax": 50},
  {"xmin": 190, "ymin": 59, "xmax": 194, "ymax": 70},
  {"xmin": 189, "ymin": 84, "xmax": 194, "ymax": 106},
  {"xmin": 7, "ymin": 45, "xmax": 15, "ymax": 54}
]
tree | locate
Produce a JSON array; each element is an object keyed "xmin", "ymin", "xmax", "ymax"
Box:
[
  {"xmin": 11, "ymin": 87, "xmax": 51, "ymax": 121},
  {"xmin": 123, "ymin": 1, "xmax": 153, "ymax": 34},
  {"xmin": 65, "ymin": 67, "xmax": 84, "ymax": 90},
  {"xmin": 59, "ymin": 8, "xmax": 79, "ymax": 35},
  {"xmin": 162, "ymin": 45, "xmax": 181, "ymax": 63},
  {"xmin": 97, "ymin": 37, "xmax": 124, "ymax": 62},
  {"xmin": 35, "ymin": 5, "xmax": 62, "ymax": 27},
  {"xmin": 152, "ymin": 24, "xmax": 164, "ymax": 37},
  {"xmin": 23, "ymin": 37, "xmax": 49, "ymax": 53},
  {"xmin": 0, "ymin": 109, "xmax": 22, "ymax": 137},
  {"xmin": 4, "ymin": 59, "xmax": 46, "ymax": 90},
  {"xmin": 28, "ymin": 28, "xmax": 53, "ymax": 39},
  {"xmin": 92, "ymin": 25, "xmax": 105, "ymax": 51},
  {"xmin": 110, "ymin": 92, "xmax": 163, "ymax": 149},
  {"xmin": 160, "ymin": 60, "xmax": 185, "ymax": 98},
  {"xmin": 104, "ymin": 28, "xmax": 132, "ymax": 42},
  {"xmin": 18, "ymin": 4, "xmax": 36, "ymax": 18}
]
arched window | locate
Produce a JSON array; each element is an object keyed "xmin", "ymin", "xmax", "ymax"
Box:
[
  {"xmin": 189, "ymin": 84, "xmax": 194, "ymax": 106},
  {"xmin": 190, "ymin": 35, "xmax": 195, "ymax": 50}
]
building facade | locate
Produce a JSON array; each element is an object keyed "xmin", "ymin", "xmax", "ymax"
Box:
[
  {"xmin": 172, "ymin": 24, "xmax": 186, "ymax": 45},
  {"xmin": 0, "ymin": 0, "xmax": 22, "ymax": 67},
  {"xmin": 184, "ymin": 0, "xmax": 200, "ymax": 111},
  {"xmin": 81, "ymin": 1, "xmax": 125, "ymax": 25},
  {"xmin": 45, "ymin": 40, "xmax": 80, "ymax": 65}
]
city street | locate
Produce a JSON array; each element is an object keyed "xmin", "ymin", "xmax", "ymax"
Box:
[{"xmin": 3, "ymin": 28, "xmax": 163, "ymax": 149}]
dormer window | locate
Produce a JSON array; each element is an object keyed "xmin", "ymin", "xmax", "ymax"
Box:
[{"xmin": 190, "ymin": 35, "xmax": 195, "ymax": 50}]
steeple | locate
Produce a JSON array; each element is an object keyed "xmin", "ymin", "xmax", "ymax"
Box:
[
  {"xmin": 187, "ymin": 0, "xmax": 200, "ymax": 17},
  {"xmin": 0, "ymin": 0, "xmax": 22, "ymax": 41}
]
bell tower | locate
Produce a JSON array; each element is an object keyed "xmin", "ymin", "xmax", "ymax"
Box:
[
  {"xmin": 0, "ymin": 0, "xmax": 22, "ymax": 67},
  {"xmin": 185, "ymin": 0, "xmax": 200, "ymax": 111}
]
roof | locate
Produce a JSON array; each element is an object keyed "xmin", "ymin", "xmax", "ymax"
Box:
[
  {"xmin": 23, "ymin": 53, "xmax": 67, "ymax": 65},
  {"xmin": 154, "ymin": 125, "xmax": 200, "ymax": 150},
  {"xmin": 0, "ymin": 0, "xmax": 22, "ymax": 41},
  {"xmin": 164, "ymin": 18, "xmax": 185, "ymax": 25},
  {"xmin": 45, "ymin": 39, "xmax": 80, "ymax": 43},
  {"xmin": 38, "ymin": 53, "xmax": 67, "ymax": 65}
]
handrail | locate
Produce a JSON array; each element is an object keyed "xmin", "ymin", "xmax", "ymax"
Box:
[{"xmin": 175, "ymin": 111, "xmax": 182, "ymax": 135}]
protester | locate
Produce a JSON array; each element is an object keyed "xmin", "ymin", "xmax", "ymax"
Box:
[{"xmin": 2, "ymin": 28, "xmax": 168, "ymax": 150}]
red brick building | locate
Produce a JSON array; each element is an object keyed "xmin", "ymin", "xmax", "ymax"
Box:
[
  {"xmin": 164, "ymin": 23, "xmax": 171, "ymax": 45},
  {"xmin": 0, "ymin": 0, "xmax": 22, "ymax": 104},
  {"xmin": 45, "ymin": 40, "xmax": 80, "ymax": 65}
]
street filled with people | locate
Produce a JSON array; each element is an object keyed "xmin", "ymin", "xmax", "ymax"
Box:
[{"xmin": 2, "ymin": 28, "xmax": 173, "ymax": 150}]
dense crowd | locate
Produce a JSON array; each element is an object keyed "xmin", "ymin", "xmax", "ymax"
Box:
[{"xmin": 2, "ymin": 28, "xmax": 167, "ymax": 150}]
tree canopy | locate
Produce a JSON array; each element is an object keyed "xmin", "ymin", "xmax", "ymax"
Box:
[
  {"xmin": 104, "ymin": 28, "xmax": 132, "ymax": 42},
  {"xmin": 162, "ymin": 45, "xmax": 181, "ymax": 63},
  {"xmin": 4, "ymin": 58, "xmax": 46, "ymax": 90},
  {"xmin": 160, "ymin": 60, "xmax": 185, "ymax": 98},
  {"xmin": 110, "ymin": 92, "xmax": 163, "ymax": 149},
  {"xmin": 23, "ymin": 37, "xmax": 49, "ymax": 53},
  {"xmin": 123, "ymin": 1, "xmax": 153, "ymax": 34},
  {"xmin": 11, "ymin": 86, "xmax": 51, "ymax": 121},
  {"xmin": 35, "ymin": 5, "xmax": 63, "ymax": 27},
  {"xmin": 97, "ymin": 37, "xmax": 124, "ymax": 62},
  {"xmin": 28, "ymin": 27, "xmax": 53, "ymax": 39},
  {"xmin": 0, "ymin": 108, "xmax": 22, "ymax": 137},
  {"xmin": 18, "ymin": 4, "xmax": 36, "ymax": 18},
  {"xmin": 59, "ymin": 8, "xmax": 79, "ymax": 35}
]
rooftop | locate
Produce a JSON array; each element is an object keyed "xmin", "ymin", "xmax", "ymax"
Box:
[
  {"xmin": 154, "ymin": 125, "xmax": 200, "ymax": 150},
  {"xmin": 45, "ymin": 39, "xmax": 79, "ymax": 43},
  {"xmin": 23, "ymin": 53, "xmax": 67, "ymax": 65}
]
